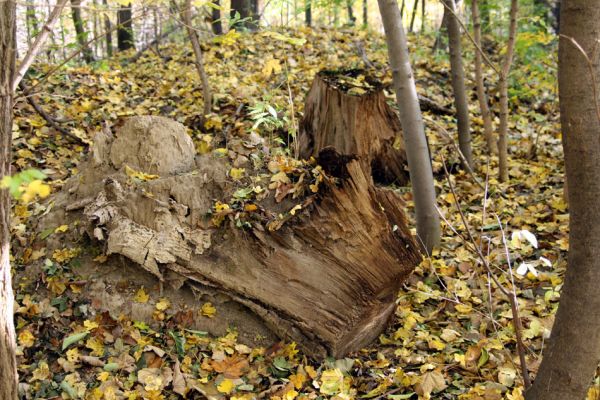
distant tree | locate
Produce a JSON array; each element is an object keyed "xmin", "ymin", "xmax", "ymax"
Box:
[
  {"xmin": 362, "ymin": 0, "xmax": 367, "ymax": 27},
  {"xmin": 346, "ymin": 0, "xmax": 356, "ymax": 25},
  {"xmin": 230, "ymin": 0, "xmax": 259, "ymax": 31},
  {"xmin": 211, "ymin": 0, "xmax": 223, "ymax": 35},
  {"xmin": 441, "ymin": 0, "xmax": 472, "ymax": 166},
  {"xmin": 377, "ymin": 0, "xmax": 441, "ymax": 253},
  {"xmin": 525, "ymin": 1, "xmax": 600, "ymax": 398},
  {"xmin": 409, "ymin": 0, "xmax": 418, "ymax": 32},
  {"xmin": 117, "ymin": 3, "xmax": 135, "ymax": 51},
  {"xmin": 26, "ymin": 0, "xmax": 39, "ymax": 46},
  {"xmin": 306, "ymin": 0, "xmax": 312, "ymax": 26},
  {"xmin": 0, "ymin": 1, "xmax": 18, "ymax": 399},
  {"xmin": 103, "ymin": 0, "xmax": 113, "ymax": 56},
  {"xmin": 70, "ymin": 0, "xmax": 95, "ymax": 62}
]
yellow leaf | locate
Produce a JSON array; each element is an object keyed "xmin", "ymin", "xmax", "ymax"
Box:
[
  {"xmin": 262, "ymin": 58, "xmax": 282, "ymax": 78},
  {"xmin": 230, "ymin": 168, "xmax": 245, "ymax": 180},
  {"xmin": 201, "ymin": 302, "xmax": 216, "ymax": 318},
  {"xmin": 86, "ymin": 337, "xmax": 105, "ymax": 357},
  {"xmin": 156, "ymin": 298, "xmax": 170, "ymax": 311},
  {"xmin": 134, "ymin": 287, "xmax": 150, "ymax": 303},
  {"xmin": 54, "ymin": 225, "xmax": 69, "ymax": 233},
  {"xmin": 289, "ymin": 372, "xmax": 306, "ymax": 389},
  {"xmin": 30, "ymin": 361, "xmax": 51, "ymax": 381},
  {"xmin": 66, "ymin": 348, "xmax": 80, "ymax": 363},
  {"xmin": 21, "ymin": 180, "xmax": 50, "ymax": 203},
  {"xmin": 18, "ymin": 329, "xmax": 35, "ymax": 348},
  {"xmin": 284, "ymin": 390, "xmax": 298, "ymax": 400},
  {"xmin": 217, "ymin": 378, "xmax": 234, "ymax": 394},
  {"xmin": 125, "ymin": 165, "xmax": 159, "ymax": 181},
  {"xmin": 244, "ymin": 204, "xmax": 258, "ymax": 212},
  {"xmin": 97, "ymin": 371, "xmax": 111, "ymax": 382},
  {"xmin": 83, "ymin": 320, "xmax": 99, "ymax": 331}
]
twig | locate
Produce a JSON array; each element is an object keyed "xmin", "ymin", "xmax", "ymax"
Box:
[
  {"xmin": 13, "ymin": 0, "xmax": 69, "ymax": 92},
  {"xmin": 560, "ymin": 35, "xmax": 600, "ymax": 126},
  {"xmin": 18, "ymin": 81, "xmax": 86, "ymax": 145}
]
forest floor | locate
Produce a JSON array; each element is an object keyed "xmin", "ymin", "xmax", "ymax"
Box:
[{"xmin": 11, "ymin": 27, "xmax": 597, "ymax": 400}]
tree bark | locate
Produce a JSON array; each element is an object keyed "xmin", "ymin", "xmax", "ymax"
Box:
[
  {"xmin": 409, "ymin": 0, "xmax": 418, "ymax": 32},
  {"xmin": 346, "ymin": 0, "xmax": 356, "ymax": 25},
  {"xmin": 305, "ymin": 0, "xmax": 312, "ymax": 26},
  {"xmin": 117, "ymin": 3, "xmax": 135, "ymax": 51},
  {"xmin": 230, "ymin": 0, "xmax": 259, "ymax": 31},
  {"xmin": 70, "ymin": 0, "xmax": 95, "ymax": 63},
  {"xmin": 103, "ymin": 0, "xmax": 113, "ymax": 57},
  {"xmin": 497, "ymin": 0, "xmax": 518, "ymax": 182},
  {"xmin": 442, "ymin": 0, "xmax": 472, "ymax": 167},
  {"xmin": 471, "ymin": 0, "xmax": 497, "ymax": 155},
  {"xmin": 0, "ymin": 0, "xmax": 18, "ymax": 399},
  {"xmin": 377, "ymin": 0, "xmax": 441, "ymax": 253},
  {"xmin": 362, "ymin": 0, "xmax": 367, "ymax": 27},
  {"xmin": 432, "ymin": 4, "xmax": 448, "ymax": 52},
  {"xmin": 525, "ymin": 1, "xmax": 600, "ymax": 398},
  {"xmin": 420, "ymin": 0, "xmax": 425, "ymax": 32},
  {"xmin": 211, "ymin": 0, "xmax": 223, "ymax": 35},
  {"xmin": 180, "ymin": 0, "xmax": 212, "ymax": 116},
  {"xmin": 44, "ymin": 116, "xmax": 422, "ymax": 358},
  {"xmin": 298, "ymin": 70, "xmax": 409, "ymax": 185}
]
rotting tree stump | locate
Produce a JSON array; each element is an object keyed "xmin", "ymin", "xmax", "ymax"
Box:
[
  {"xmin": 39, "ymin": 116, "xmax": 421, "ymax": 357},
  {"xmin": 299, "ymin": 70, "xmax": 409, "ymax": 185}
]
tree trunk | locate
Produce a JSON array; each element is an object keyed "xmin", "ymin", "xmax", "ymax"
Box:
[
  {"xmin": 298, "ymin": 70, "xmax": 409, "ymax": 185},
  {"xmin": 117, "ymin": 3, "xmax": 135, "ymax": 51},
  {"xmin": 443, "ymin": 0, "xmax": 472, "ymax": 167},
  {"xmin": 42, "ymin": 116, "xmax": 422, "ymax": 358},
  {"xmin": 103, "ymin": 0, "xmax": 113, "ymax": 57},
  {"xmin": 0, "ymin": 1, "xmax": 18, "ymax": 399},
  {"xmin": 409, "ymin": 0, "xmax": 418, "ymax": 32},
  {"xmin": 432, "ymin": 4, "xmax": 448, "ymax": 52},
  {"xmin": 305, "ymin": 0, "xmax": 312, "ymax": 26},
  {"xmin": 497, "ymin": 0, "xmax": 518, "ymax": 182},
  {"xmin": 377, "ymin": 0, "xmax": 441, "ymax": 253},
  {"xmin": 346, "ymin": 0, "xmax": 356, "ymax": 25},
  {"xmin": 362, "ymin": 0, "xmax": 367, "ymax": 27},
  {"xmin": 70, "ymin": 0, "xmax": 95, "ymax": 63},
  {"xmin": 211, "ymin": 0, "xmax": 223, "ymax": 35},
  {"xmin": 230, "ymin": 0, "xmax": 259, "ymax": 31},
  {"xmin": 420, "ymin": 0, "xmax": 425, "ymax": 32},
  {"xmin": 471, "ymin": 0, "xmax": 496, "ymax": 154},
  {"xmin": 525, "ymin": 1, "xmax": 600, "ymax": 398},
  {"xmin": 180, "ymin": 0, "xmax": 212, "ymax": 116}
]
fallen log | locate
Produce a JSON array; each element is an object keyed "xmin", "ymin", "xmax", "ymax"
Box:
[
  {"xmin": 40, "ymin": 115, "xmax": 421, "ymax": 357},
  {"xmin": 298, "ymin": 70, "xmax": 410, "ymax": 185}
]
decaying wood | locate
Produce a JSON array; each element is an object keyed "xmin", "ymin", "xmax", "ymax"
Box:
[
  {"xmin": 299, "ymin": 70, "xmax": 410, "ymax": 185},
  {"xmin": 40, "ymin": 115, "xmax": 421, "ymax": 357}
]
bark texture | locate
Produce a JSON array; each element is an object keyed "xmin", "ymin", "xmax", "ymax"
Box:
[
  {"xmin": 180, "ymin": 0, "xmax": 212, "ymax": 116},
  {"xmin": 526, "ymin": 1, "xmax": 600, "ymax": 398},
  {"xmin": 103, "ymin": 0, "xmax": 113, "ymax": 57},
  {"xmin": 442, "ymin": 0, "xmax": 472, "ymax": 166},
  {"xmin": 298, "ymin": 71, "xmax": 409, "ymax": 185},
  {"xmin": 117, "ymin": 3, "xmax": 135, "ymax": 51},
  {"xmin": 497, "ymin": 0, "xmax": 518, "ymax": 182},
  {"xmin": 70, "ymin": 0, "xmax": 95, "ymax": 63},
  {"xmin": 0, "ymin": 1, "xmax": 18, "ymax": 399},
  {"xmin": 471, "ymin": 0, "xmax": 497, "ymax": 155},
  {"xmin": 378, "ymin": 0, "xmax": 441, "ymax": 253},
  {"xmin": 42, "ymin": 116, "xmax": 422, "ymax": 358}
]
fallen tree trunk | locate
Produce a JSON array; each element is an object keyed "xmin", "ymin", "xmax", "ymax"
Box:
[
  {"xmin": 40, "ymin": 116, "xmax": 421, "ymax": 357},
  {"xmin": 299, "ymin": 70, "xmax": 410, "ymax": 185}
]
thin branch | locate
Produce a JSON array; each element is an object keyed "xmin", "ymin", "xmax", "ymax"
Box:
[{"xmin": 13, "ymin": 0, "xmax": 69, "ymax": 92}]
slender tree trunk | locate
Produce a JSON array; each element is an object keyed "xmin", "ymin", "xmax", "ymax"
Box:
[
  {"xmin": 409, "ymin": 0, "xmax": 418, "ymax": 32},
  {"xmin": 306, "ymin": 0, "xmax": 312, "ymax": 26},
  {"xmin": 117, "ymin": 3, "xmax": 135, "ymax": 51},
  {"xmin": 70, "ymin": 0, "xmax": 95, "ymax": 62},
  {"xmin": 346, "ymin": 0, "xmax": 356, "ymax": 25},
  {"xmin": 526, "ymin": 1, "xmax": 600, "ymax": 397},
  {"xmin": 92, "ymin": 0, "xmax": 99, "ymax": 57},
  {"xmin": 400, "ymin": 0, "xmax": 405, "ymax": 19},
  {"xmin": 497, "ymin": 0, "xmax": 517, "ymax": 182},
  {"xmin": 26, "ymin": 0, "xmax": 40, "ymax": 46},
  {"xmin": 211, "ymin": 0, "xmax": 223, "ymax": 34},
  {"xmin": 180, "ymin": 0, "xmax": 212, "ymax": 116},
  {"xmin": 442, "ymin": 0, "xmax": 472, "ymax": 166},
  {"xmin": 432, "ymin": 4, "xmax": 448, "ymax": 52},
  {"xmin": 230, "ymin": 0, "xmax": 259, "ymax": 30},
  {"xmin": 362, "ymin": 0, "xmax": 367, "ymax": 27},
  {"xmin": 103, "ymin": 0, "xmax": 112, "ymax": 57},
  {"xmin": 377, "ymin": 0, "xmax": 441, "ymax": 253},
  {"xmin": 471, "ymin": 0, "xmax": 496, "ymax": 154},
  {"xmin": 0, "ymin": 1, "xmax": 18, "ymax": 400},
  {"xmin": 420, "ymin": 0, "xmax": 426, "ymax": 32}
]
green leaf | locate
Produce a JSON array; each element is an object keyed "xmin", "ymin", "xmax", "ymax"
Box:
[
  {"xmin": 62, "ymin": 331, "xmax": 89, "ymax": 350},
  {"xmin": 103, "ymin": 363, "xmax": 120, "ymax": 372},
  {"xmin": 169, "ymin": 330, "xmax": 186, "ymax": 358},
  {"xmin": 389, "ymin": 393, "xmax": 416, "ymax": 399},
  {"xmin": 60, "ymin": 380, "xmax": 78, "ymax": 399}
]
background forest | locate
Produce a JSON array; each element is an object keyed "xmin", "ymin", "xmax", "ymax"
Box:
[{"xmin": 1, "ymin": 0, "xmax": 599, "ymax": 399}]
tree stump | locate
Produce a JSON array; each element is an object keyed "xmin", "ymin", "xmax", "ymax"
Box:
[
  {"xmin": 39, "ymin": 116, "xmax": 421, "ymax": 357},
  {"xmin": 299, "ymin": 70, "xmax": 409, "ymax": 185}
]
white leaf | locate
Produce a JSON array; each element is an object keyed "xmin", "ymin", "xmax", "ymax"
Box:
[{"xmin": 539, "ymin": 256, "xmax": 552, "ymax": 267}]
